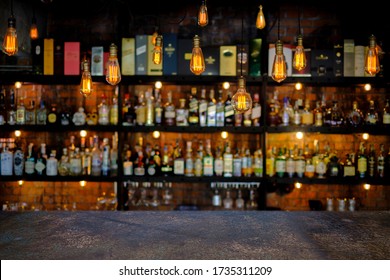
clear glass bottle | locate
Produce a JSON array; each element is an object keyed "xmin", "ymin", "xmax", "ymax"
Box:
[
  {"xmin": 213, "ymin": 144, "xmax": 224, "ymax": 176},
  {"xmin": 163, "ymin": 91, "xmax": 176, "ymax": 126},
  {"xmin": 58, "ymin": 147, "xmax": 70, "ymax": 176},
  {"xmin": 216, "ymin": 90, "xmax": 225, "ymax": 127},
  {"xmin": 275, "ymin": 147, "xmax": 286, "ymax": 178},
  {"xmin": 198, "ymin": 88, "xmax": 208, "ymax": 127},
  {"xmin": 223, "ymin": 141, "xmax": 233, "ymax": 177},
  {"xmin": 294, "ymin": 148, "xmax": 306, "ymax": 178},
  {"xmin": 252, "ymin": 148, "xmax": 263, "ymax": 177},
  {"xmin": 347, "ymin": 100, "xmax": 364, "ymax": 127},
  {"xmin": 91, "ymin": 135, "xmax": 102, "ymax": 176},
  {"xmin": 383, "ymin": 99, "xmax": 390, "ymax": 125},
  {"xmin": 176, "ymin": 98, "xmax": 189, "ymax": 126},
  {"xmin": 154, "ymin": 89, "xmax": 163, "ymax": 126},
  {"xmin": 357, "ymin": 142, "xmax": 367, "ymax": 178},
  {"xmin": 173, "ymin": 139, "xmax": 185, "ymax": 175},
  {"xmin": 35, "ymin": 143, "xmax": 47, "ymax": 176},
  {"xmin": 145, "ymin": 89, "xmax": 155, "ymax": 126},
  {"xmin": 286, "ymin": 148, "xmax": 295, "ymax": 178},
  {"xmin": 16, "ymin": 97, "xmax": 26, "ymax": 125},
  {"xmin": 223, "ymin": 188, "xmax": 233, "ymax": 209},
  {"xmin": 0, "ymin": 144, "xmax": 13, "ymax": 176},
  {"xmin": 184, "ymin": 141, "xmax": 194, "ymax": 177},
  {"xmin": 36, "ymin": 99, "xmax": 47, "ymax": 125},
  {"xmin": 110, "ymin": 96, "xmax": 119, "ymax": 125},
  {"xmin": 224, "ymin": 90, "xmax": 235, "ymax": 126},
  {"xmin": 313, "ymin": 100, "xmax": 323, "ymax": 127},
  {"xmin": 46, "ymin": 150, "xmax": 58, "ymax": 176},
  {"xmin": 25, "ymin": 100, "xmax": 36, "ymax": 125},
  {"xmin": 207, "ymin": 89, "xmax": 216, "ymax": 127},
  {"xmin": 202, "ymin": 139, "xmax": 214, "ymax": 176},
  {"xmin": 365, "ymin": 100, "xmax": 379, "ymax": 125},
  {"xmin": 251, "ymin": 93, "xmax": 261, "ymax": 127},
  {"xmin": 233, "ymin": 147, "xmax": 242, "ymax": 177},
  {"xmin": 24, "ymin": 143, "xmax": 35, "ymax": 175},
  {"xmin": 98, "ymin": 94, "xmax": 110, "ymax": 125},
  {"xmin": 13, "ymin": 142, "xmax": 24, "ymax": 176},
  {"xmin": 301, "ymin": 99, "xmax": 314, "ymax": 126},
  {"xmin": 7, "ymin": 89, "xmax": 16, "ymax": 125}
]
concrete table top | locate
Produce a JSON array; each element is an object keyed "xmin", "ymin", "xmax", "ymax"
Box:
[{"xmin": 1, "ymin": 211, "xmax": 389, "ymax": 260}]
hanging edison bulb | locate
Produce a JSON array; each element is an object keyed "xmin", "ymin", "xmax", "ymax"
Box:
[
  {"xmin": 198, "ymin": 0, "xmax": 208, "ymax": 27},
  {"xmin": 231, "ymin": 76, "xmax": 253, "ymax": 113},
  {"xmin": 152, "ymin": 35, "xmax": 163, "ymax": 65},
  {"xmin": 190, "ymin": 35, "xmax": 206, "ymax": 75},
  {"xmin": 2, "ymin": 12, "xmax": 18, "ymax": 56},
  {"xmin": 365, "ymin": 35, "xmax": 380, "ymax": 76},
  {"xmin": 256, "ymin": 5, "xmax": 266, "ymax": 29},
  {"xmin": 106, "ymin": 43, "xmax": 121, "ymax": 86},
  {"xmin": 271, "ymin": 40, "xmax": 287, "ymax": 83},
  {"xmin": 30, "ymin": 16, "xmax": 39, "ymax": 40},
  {"xmin": 293, "ymin": 34, "xmax": 307, "ymax": 71},
  {"xmin": 80, "ymin": 60, "xmax": 93, "ymax": 97}
]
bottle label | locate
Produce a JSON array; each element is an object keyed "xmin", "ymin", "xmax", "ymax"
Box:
[
  {"xmin": 48, "ymin": 113, "xmax": 57, "ymax": 123},
  {"xmin": 383, "ymin": 113, "xmax": 390, "ymax": 124},
  {"xmin": 173, "ymin": 159, "xmax": 185, "ymax": 175}
]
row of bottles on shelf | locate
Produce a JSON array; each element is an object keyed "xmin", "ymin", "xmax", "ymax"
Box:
[
  {"xmin": 0, "ymin": 88, "xmax": 118, "ymax": 126},
  {"xmin": 122, "ymin": 136, "xmax": 263, "ymax": 178},
  {"xmin": 210, "ymin": 182, "xmax": 260, "ymax": 210},
  {"xmin": 123, "ymin": 87, "xmax": 262, "ymax": 128},
  {"xmin": 0, "ymin": 133, "xmax": 119, "ymax": 177},
  {"xmin": 267, "ymin": 91, "xmax": 390, "ymax": 127},
  {"xmin": 267, "ymin": 140, "xmax": 390, "ymax": 179}
]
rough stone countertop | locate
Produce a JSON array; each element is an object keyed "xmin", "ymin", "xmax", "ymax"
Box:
[{"xmin": 0, "ymin": 211, "xmax": 389, "ymax": 260}]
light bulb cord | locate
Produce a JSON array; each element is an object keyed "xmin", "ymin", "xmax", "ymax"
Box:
[{"xmin": 240, "ymin": 12, "xmax": 244, "ymax": 76}]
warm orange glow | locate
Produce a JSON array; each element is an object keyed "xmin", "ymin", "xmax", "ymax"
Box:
[
  {"xmin": 105, "ymin": 43, "xmax": 121, "ymax": 86},
  {"xmin": 198, "ymin": 0, "xmax": 208, "ymax": 27},
  {"xmin": 3, "ymin": 26, "xmax": 18, "ymax": 56},
  {"xmin": 190, "ymin": 35, "xmax": 205, "ymax": 75},
  {"xmin": 80, "ymin": 60, "xmax": 93, "ymax": 97},
  {"xmin": 271, "ymin": 40, "xmax": 287, "ymax": 83},
  {"xmin": 365, "ymin": 35, "xmax": 380, "ymax": 75},
  {"xmin": 256, "ymin": 5, "xmax": 266, "ymax": 29},
  {"xmin": 30, "ymin": 23, "xmax": 39, "ymax": 40},
  {"xmin": 231, "ymin": 77, "xmax": 252, "ymax": 113},
  {"xmin": 293, "ymin": 36, "xmax": 306, "ymax": 71}
]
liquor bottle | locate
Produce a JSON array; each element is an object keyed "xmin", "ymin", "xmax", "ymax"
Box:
[
  {"xmin": 101, "ymin": 138, "xmax": 110, "ymax": 176},
  {"xmin": 198, "ymin": 88, "xmax": 208, "ymax": 127},
  {"xmin": 280, "ymin": 97, "xmax": 292, "ymax": 126},
  {"xmin": 377, "ymin": 144, "xmax": 385, "ymax": 178},
  {"xmin": 98, "ymin": 94, "xmax": 110, "ymax": 125},
  {"xmin": 47, "ymin": 104, "xmax": 58, "ymax": 125},
  {"xmin": 203, "ymin": 139, "xmax": 214, "ymax": 176},
  {"xmin": 304, "ymin": 144, "xmax": 315, "ymax": 178},
  {"xmin": 161, "ymin": 144, "xmax": 173, "ymax": 176},
  {"xmin": 252, "ymin": 148, "xmax": 263, "ymax": 177},
  {"xmin": 184, "ymin": 141, "xmax": 194, "ymax": 177},
  {"xmin": 223, "ymin": 141, "xmax": 233, "ymax": 177},
  {"xmin": 146, "ymin": 144, "xmax": 158, "ymax": 176},
  {"xmin": 134, "ymin": 93, "xmax": 146, "ymax": 126},
  {"xmin": 188, "ymin": 87, "xmax": 199, "ymax": 125},
  {"xmin": 224, "ymin": 90, "xmax": 235, "ymax": 126},
  {"xmin": 154, "ymin": 89, "xmax": 163, "ymax": 126},
  {"xmin": 265, "ymin": 146, "xmax": 276, "ymax": 177},
  {"xmin": 24, "ymin": 143, "xmax": 36, "ymax": 175},
  {"xmin": 123, "ymin": 149, "xmax": 133, "ymax": 176},
  {"xmin": 210, "ymin": 144, "xmax": 222, "ymax": 176},
  {"xmin": 176, "ymin": 98, "xmax": 189, "ymax": 126},
  {"xmin": 122, "ymin": 94, "xmax": 136, "ymax": 126},
  {"xmin": 267, "ymin": 91, "xmax": 281, "ymax": 126},
  {"xmin": 13, "ymin": 142, "xmax": 24, "ymax": 176},
  {"xmin": 330, "ymin": 100, "xmax": 343, "ymax": 126},
  {"xmin": 223, "ymin": 188, "xmax": 233, "ymax": 209},
  {"xmin": 194, "ymin": 147, "xmax": 203, "ymax": 177},
  {"xmin": 145, "ymin": 90, "xmax": 155, "ymax": 126},
  {"xmin": 110, "ymin": 96, "xmax": 119, "ymax": 125},
  {"xmin": 82, "ymin": 148, "xmax": 92, "ymax": 175},
  {"xmin": 347, "ymin": 100, "xmax": 364, "ymax": 127},
  {"xmin": 383, "ymin": 99, "xmax": 390, "ymax": 125},
  {"xmin": 212, "ymin": 185, "xmax": 222, "ymax": 208},
  {"xmin": 0, "ymin": 88, "xmax": 6, "ymax": 125},
  {"xmin": 241, "ymin": 147, "xmax": 253, "ymax": 177},
  {"xmin": 234, "ymin": 110, "xmax": 243, "ymax": 127},
  {"xmin": 110, "ymin": 133, "xmax": 118, "ymax": 176},
  {"xmin": 58, "ymin": 148, "xmax": 70, "ymax": 176},
  {"xmin": 0, "ymin": 144, "xmax": 13, "ymax": 176},
  {"xmin": 60, "ymin": 105, "xmax": 71, "ymax": 126},
  {"xmin": 163, "ymin": 91, "xmax": 176, "ymax": 126},
  {"xmin": 7, "ymin": 89, "xmax": 16, "ymax": 125},
  {"xmin": 301, "ymin": 99, "xmax": 314, "ymax": 126},
  {"xmin": 233, "ymin": 147, "xmax": 242, "ymax": 177},
  {"xmin": 216, "ymin": 90, "xmax": 225, "ymax": 127},
  {"xmin": 207, "ymin": 89, "xmax": 216, "ymax": 126},
  {"xmin": 173, "ymin": 139, "xmax": 185, "ymax": 175},
  {"xmin": 46, "ymin": 150, "xmax": 58, "ymax": 176},
  {"xmin": 36, "ymin": 99, "xmax": 47, "ymax": 125},
  {"xmin": 72, "ymin": 107, "xmax": 87, "ymax": 126},
  {"xmin": 368, "ymin": 143, "xmax": 376, "ymax": 177},
  {"xmin": 327, "ymin": 152, "xmax": 340, "ymax": 177},
  {"xmin": 25, "ymin": 100, "xmax": 36, "ymax": 125},
  {"xmin": 357, "ymin": 142, "xmax": 367, "ymax": 178},
  {"xmin": 16, "ymin": 97, "xmax": 26, "ymax": 125},
  {"xmin": 235, "ymin": 187, "xmax": 245, "ymax": 210},
  {"xmin": 251, "ymin": 93, "xmax": 261, "ymax": 127},
  {"xmin": 294, "ymin": 148, "xmax": 306, "ymax": 178},
  {"xmin": 385, "ymin": 147, "xmax": 390, "ymax": 179},
  {"xmin": 35, "ymin": 143, "xmax": 47, "ymax": 175},
  {"xmin": 286, "ymin": 148, "xmax": 295, "ymax": 178},
  {"xmin": 313, "ymin": 100, "xmax": 323, "ymax": 127},
  {"xmin": 365, "ymin": 100, "xmax": 379, "ymax": 125},
  {"xmin": 275, "ymin": 147, "xmax": 286, "ymax": 178},
  {"xmin": 91, "ymin": 135, "xmax": 102, "ymax": 176},
  {"xmin": 342, "ymin": 153, "xmax": 356, "ymax": 177}
]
